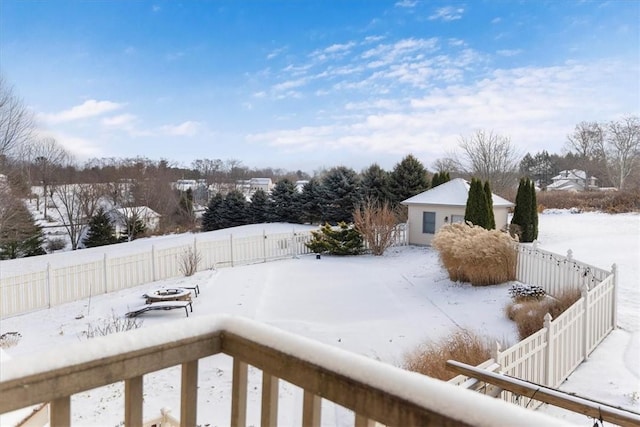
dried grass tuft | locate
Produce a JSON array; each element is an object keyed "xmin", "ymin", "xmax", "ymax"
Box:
[
  {"xmin": 432, "ymin": 222, "xmax": 518, "ymax": 286},
  {"xmin": 402, "ymin": 330, "xmax": 493, "ymax": 381}
]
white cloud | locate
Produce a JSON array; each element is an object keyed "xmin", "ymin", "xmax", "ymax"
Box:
[
  {"xmin": 497, "ymin": 49, "xmax": 523, "ymax": 57},
  {"xmin": 395, "ymin": 0, "xmax": 418, "ymax": 7},
  {"xmin": 267, "ymin": 46, "xmax": 287, "ymax": 60},
  {"xmin": 102, "ymin": 114, "xmax": 137, "ymax": 127},
  {"xmin": 160, "ymin": 121, "xmax": 202, "ymax": 136},
  {"xmin": 491, "ymin": 17, "xmax": 502, "ymax": 24},
  {"xmin": 429, "ymin": 6, "xmax": 464, "ymax": 22},
  {"xmin": 40, "ymin": 100, "xmax": 124, "ymax": 124}
]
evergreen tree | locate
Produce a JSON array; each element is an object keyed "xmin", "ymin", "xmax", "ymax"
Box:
[
  {"xmin": 84, "ymin": 207, "xmax": 118, "ymax": 248},
  {"xmin": 202, "ymin": 193, "xmax": 224, "ymax": 231},
  {"xmin": 430, "ymin": 171, "xmax": 450, "ymax": 188},
  {"xmin": 388, "ymin": 154, "xmax": 429, "ymax": 206},
  {"xmin": 320, "ymin": 166, "xmax": 361, "ymax": 224},
  {"xmin": 299, "ymin": 178, "xmax": 323, "ymax": 224},
  {"xmin": 249, "ymin": 189, "xmax": 270, "ymax": 224},
  {"xmin": 268, "ymin": 178, "xmax": 301, "ymax": 223},
  {"xmin": 464, "ymin": 178, "xmax": 490, "ymax": 228},
  {"xmin": 305, "ymin": 222, "xmax": 364, "ymax": 255},
  {"xmin": 0, "ymin": 199, "xmax": 45, "ymax": 259},
  {"xmin": 217, "ymin": 190, "xmax": 249, "ymax": 229},
  {"xmin": 119, "ymin": 218, "xmax": 146, "ymax": 242},
  {"xmin": 360, "ymin": 163, "xmax": 391, "ymax": 204},
  {"xmin": 483, "ymin": 180, "xmax": 496, "ymax": 230},
  {"xmin": 511, "ymin": 177, "xmax": 538, "ymax": 242}
]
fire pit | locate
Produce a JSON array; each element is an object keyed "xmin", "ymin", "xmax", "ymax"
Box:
[{"xmin": 144, "ymin": 288, "xmax": 192, "ymax": 304}]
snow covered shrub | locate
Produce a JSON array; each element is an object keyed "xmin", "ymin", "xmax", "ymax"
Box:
[
  {"xmin": 0, "ymin": 332, "xmax": 21, "ymax": 349},
  {"xmin": 46, "ymin": 237, "xmax": 66, "ymax": 252},
  {"xmin": 403, "ymin": 330, "xmax": 493, "ymax": 381},
  {"xmin": 508, "ymin": 283, "xmax": 546, "ymax": 301},
  {"xmin": 432, "ymin": 222, "xmax": 518, "ymax": 286},
  {"xmin": 305, "ymin": 222, "xmax": 364, "ymax": 255}
]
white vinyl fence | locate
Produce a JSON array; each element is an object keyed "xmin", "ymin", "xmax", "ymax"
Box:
[
  {"xmin": 1, "ymin": 225, "xmax": 409, "ymax": 318},
  {"xmin": 452, "ymin": 243, "xmax": 617, "ymax": 410}
]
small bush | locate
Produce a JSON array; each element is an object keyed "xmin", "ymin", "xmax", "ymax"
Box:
[
  {"xmin": 403, "ymin": 330, "xmax": 493, "ymax": 381},
  {"xmin": 0, "ymin": 331, "xmax": 22, "ymax": 349},
  {"xmin": 432, "ymin": 222, "xmax": 518, "ymax": 286},
  {"xmin": 305, "ymin": 222, "xmax": 364, "ymax": 255},
  {"xmin": 508, "ymin": 283, "xmax": 546, "ymax": 301},
  {"xmin": 80, "ymin": 311, "xmax": 143, "ymax": 339},
  {"xmin": 46, "ymin": 238, "xmax": 66, "ymax": 252},
  {"xmin": 179, "ymin": 247, "xmax": 201, "ymax": 277},
  {"xmin": 536, "ymin": 190, "xmax": 640, "ymax": 213},
  {"xmin": 506, "ymin": 287, "xmax": 582, "ymax": 340}
]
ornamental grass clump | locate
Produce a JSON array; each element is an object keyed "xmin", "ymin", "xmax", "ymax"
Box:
[
  {"xmin": 403, "ymin": 330, "xmax": 493, "ymax": 381},
  {"xmin": 432, "ymin": 222, "xmax": 518, "ymax": 286}
]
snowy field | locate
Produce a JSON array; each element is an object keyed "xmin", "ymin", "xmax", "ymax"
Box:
[{"xmin": 0, "ymin": 210, "xmax": 638, "ymax": 426}]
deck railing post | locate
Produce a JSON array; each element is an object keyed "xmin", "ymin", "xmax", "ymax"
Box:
[
  {"xmin": 50, "ymin": 396, "xmax": 71, "ymax": 427},
  {"xmin": 261, "ymin": 372, "xmax": 279, "ymax": 427},
  {"xmin": 582, "ymin": 284, "xmax": 590, "ymax": 360},
  {"xmin": 544, "ymin": 313, "xmax": 554, "ymax": 387},
  {"xmin": 611, "ymin": 263, "xmax": 618, "ymax": 329},
  {"xmin": 231, "ymin": 358, "xmax": 247, "ymax": 427},
  {"xmin": 124, "ymin": 375, "xmax": 143, "ymax": 427},
  {"xmin": 302, "ymin": 391, "xmax": 321, "ymax": 427},
  {"xmin": 181, "ymin": 360, "xmax": 199, "ymax": 427}
]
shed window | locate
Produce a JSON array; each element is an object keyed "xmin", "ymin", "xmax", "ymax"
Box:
[{"xmin": 422, "ymin": 211, "xmax": 436, "ymax": 234}]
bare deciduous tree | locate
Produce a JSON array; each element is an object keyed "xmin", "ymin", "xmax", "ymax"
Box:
[
  {"xmin": 0, "ymin": 76, "xmax": 34, "ymax": 164},
  {"xmin": 52, "ymin": 182, "xmax": 86, "ymax": 250},
  {"xmin": 605, "ymin": 116, "xmax": 640, "ymax": 190},
  {"xmin": 353, "ymin": 199, "xmax": 399, "ymax": 256},
  {"xmin": 565, "ymin": 121, "xmax": 605, "ymax": 190},
  {"xmin": 26, "ymin": 137, "xmax": 70, "ymax": 217},
  {"xmin": 456, "ymin": 130, "xmax": 520, "ymax": 194}
]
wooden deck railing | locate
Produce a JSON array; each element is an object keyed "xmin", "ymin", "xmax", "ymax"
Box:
[{"xmin": 0, "ymin": 315, "xmax": 573, "ymax": 427}]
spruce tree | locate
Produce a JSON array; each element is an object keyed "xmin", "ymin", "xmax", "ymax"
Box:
[
  {"xmin": 305, "ymin": 222, "xmax": 364, "ymax": 255},
  {"xmin": 360, "ymin": 163, "xmax": 391, "ymax": 204},
  {"xmin": 202, "ymin": 193, "xmax": 224, "ymax": 231},
  {"xmin": 464, "ymin": 178, "xmax": 490, "ymax": 228},
  {"xmin": 84, "ymin": 207, "xmax": 118, "ymax": 248},
  {"xmin": 431, "ymin": 171, "xmax": 450, "ymax": 188},
  {"xmin": 320, "ymin": 166, "xmax": 361, "ymax": 224},
  {"xmin": 217, "ymin": 190, "xmax": 249, "ymax": 229},
  {"xmin": 0, "ymin": 198, "xmax": 45, "ymax": 259},
  {"xmin": 268, "ymin": 178, "xmax": 301, "ymax": 223},
  {"xmin": 299, "ymin": 178, "xmax": 323, "ymax": 224},
  {"xmin": 483, "ymin": 180, "xmax": 496, "ymax": 230},
  {"xmin": 249, "ymin": 189, "xmax": 270, "ymax": 224},
  {"xmin": 388, "ymin": 154, "xmax": 429, "ymax": 206}
]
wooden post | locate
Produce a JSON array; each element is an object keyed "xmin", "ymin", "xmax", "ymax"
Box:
[
  {"xmin": 231, "ymin": 358, "xmax": 247, "ymax": 427},
  {"xmin": 124, "ymin": 375, "xmax": 143, "ymax": 427},
  {"xmin": 50, "ymin": 396, "xmax": 71, "ymax": 427},
  {"xmin": 544, "ymin": 313, "xmax": 554, "ymax": 387},
  {"xmin": 181, "ymin": 360, "xmax": 199, "ymax": 427},
  {"xmin": 302, "ymin": 390, "xmax": 321, "ymax": 427},
  {"xmin": 261, "ymin": 372, "xmax": 279, "ymax": 427},
  {"xmin": 355, "ymin": 414, "xmax": 375, "ymax": 427}
]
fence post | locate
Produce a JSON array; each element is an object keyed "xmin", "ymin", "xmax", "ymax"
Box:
[
  {"xmin": 292, "ymin": 229, "xmax": 298, "ymax": 259},
  {"xmin": 544, "ymin": 313, "xmax": 554, "ymax": 387},
  {"xmin": 611, "ymin": 263, "xmax": 618, "ymax": 329},
  {"xmin": 230, "ymin": 234, "xmax": 234, "ymax": 267},
  {"xmin": 263, "ymin": 230, "xmax": 267, "ymax": 263},
  {"xmin": 582, "ymin": 284, "xmax": 589, "ymax": 360},
  {"xmin": 103, "ymin": 253, "xmax": 108, "ymax": 294},
  {"xmin": 151, "ymin": 244, "xmax": 156, "ymax": 282},
  {"xmin": 46, "ymin": 262, "xmax": 52, "ymax": 308}
]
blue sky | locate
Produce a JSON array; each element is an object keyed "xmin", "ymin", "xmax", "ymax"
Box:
[{"xmin": 1, "ymin": 1, "xmax": 638, "ymax": 174}]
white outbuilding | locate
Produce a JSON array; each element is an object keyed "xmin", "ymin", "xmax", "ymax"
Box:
[{"xmin": 401, "ymin": 178, "xmax": 514, "ymax": 245}]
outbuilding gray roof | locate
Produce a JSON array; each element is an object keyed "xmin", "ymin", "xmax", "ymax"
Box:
[{"xmin": 401, "ymin": 178, "xmax": 514, "ymax": 207}]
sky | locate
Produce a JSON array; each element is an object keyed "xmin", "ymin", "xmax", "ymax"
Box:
[{"xmin": 1, "ymin": 1, "xmax": 639, "ymax": 174}]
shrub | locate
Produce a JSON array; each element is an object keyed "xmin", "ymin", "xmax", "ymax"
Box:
[
  {"xmin": 179, "ymin": 247, "xmax": 201, "ymax": 277},
  {"xmin": 536, "ymin": 189, "xmax": 640, "ymax": 213},
  {"xmin": 508, "ymin": 283, "xmax": 546, "ymax": 301},
  {"xmin": 0, "ymin": 331, "xmax": 22, "ymax": 349},
  {"xmin": 305, "ymin": 222, "xmax": 364, "ymax": 255},
  {"xmin": 506, "ymin": 287, "xmax": 582, "ymax": 340},
  {"xmin": 46, "ymin": 237, "xmax": 66, "ymax": 252},
  {"xmin": 432, "ymin": 223, "xmax": 518, "ymax": 286},
  {"xmin": 403, "ymin": 330, "xmax": 493, "ymax": 381},
  {"xmin": 353, "ymin": 199, "xmax": 399, "ymax": 256}
]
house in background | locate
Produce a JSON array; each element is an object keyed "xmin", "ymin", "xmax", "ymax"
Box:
[
  {"xmin": 108, "ymin": 206, "xmax": 161, "ymax": 237},
  {"xmin": 546, "ymin": 169, "xmax": 598, "ymax": 191},
  {"xmin": 401, "ymin": 178, "xmax": 514, "ymax": 246}
]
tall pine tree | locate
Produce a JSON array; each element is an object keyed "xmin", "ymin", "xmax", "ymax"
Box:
[
  {"xmin": 0, "ymin": 197, "xmax": 45, "ymax": 259},
  {"xmin": 268, "ymin": 178, "xmax": 301, "ymax": 223},
  {"xmin": 388, "ymin": 154, "xmax": 429, "ymax": 207},
  {"xmin": 249, "ymin": 188, "xmax": 270, "ymax": 224},
  {"xmin": 299, "ymin": 178, "xmax": 324, "ymax": 224},
  {"xmin": 360, "ymin": 163, "xmax": 391, "ymax": 204},
  {"xmin": 320, "ymin": 166, "xmax": 361, "ymax": 224},
  {"xmin": 202, "ymin": 193, "xmax": 224, "ymax": 231},
  {"xmin": 483, "ymin": 180, "xmax": 496, "ymax": 230},
  {"xmin": 431, "ymin": 171, "xmax": 451, "ymax": 188},
  {"xmin": 464, "ymin": 178, "xmax": 490, "ymax": 229}
]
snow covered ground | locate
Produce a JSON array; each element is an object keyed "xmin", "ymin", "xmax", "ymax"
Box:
[{"xmin": 0, "ymin": 210, "xmax": 638, "ymax": 426}]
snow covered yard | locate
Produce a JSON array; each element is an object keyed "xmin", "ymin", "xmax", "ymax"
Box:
[{"xmin": 0, "ymin": 211, "xmax": 638, "ymax": 425}]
